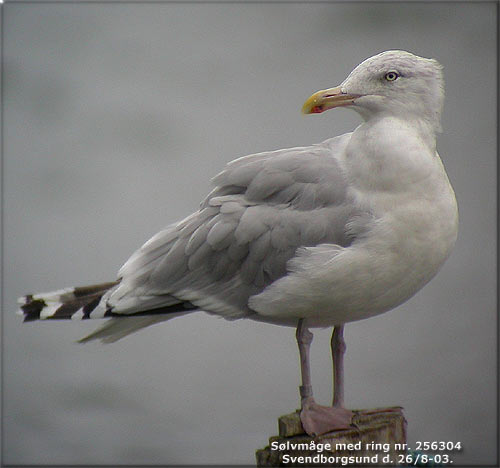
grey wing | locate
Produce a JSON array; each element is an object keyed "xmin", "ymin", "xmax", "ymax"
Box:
[{"xmin": 106, "ymin": 133, "xmax": 361, "ymax": 319}]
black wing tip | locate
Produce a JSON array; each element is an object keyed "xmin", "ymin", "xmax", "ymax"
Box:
[{"xmin": 19, "ymin": 297, "xmax": 45, "ymax": 322}]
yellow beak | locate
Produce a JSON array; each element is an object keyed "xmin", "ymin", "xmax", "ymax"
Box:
[{"xmin": 302, "ymin": 86, "xmax": 360, "ymax": 114}]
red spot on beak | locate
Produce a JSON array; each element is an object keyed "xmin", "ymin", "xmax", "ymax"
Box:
[{"xmin": 311, "ymin": 106, "xmax": 324, "ymax": 114}]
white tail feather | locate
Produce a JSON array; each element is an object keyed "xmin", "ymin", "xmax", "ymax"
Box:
[{"xmin": 78, "ymin": 312, "xmax": 190, "ymax": 344}]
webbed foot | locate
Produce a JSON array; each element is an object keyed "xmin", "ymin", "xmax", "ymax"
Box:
[{"xmin": 300, "ymin": 397, "xmax": 354, "ymax": 436}]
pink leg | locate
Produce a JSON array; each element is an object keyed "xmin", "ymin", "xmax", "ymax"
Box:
[
  {"xmin": 296, "ymin": 318, "xmax": 314, "ymax": 403},
  {"xmin": 296, "ymin": 319, "xmax": 354, "ymax": 436},
  {"xmin": 332, "ymin": 325, "xmax": 346, "ymax": 407}
]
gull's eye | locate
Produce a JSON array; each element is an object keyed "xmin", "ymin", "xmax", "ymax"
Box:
[{"xmin": 384, "ymin": 71, "xmax": 399, "ymax": 82}]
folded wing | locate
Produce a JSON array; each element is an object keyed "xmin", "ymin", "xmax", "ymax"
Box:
[{"xmin": 106, "ymin": 134, "xmax": 362, "ymax": 320}]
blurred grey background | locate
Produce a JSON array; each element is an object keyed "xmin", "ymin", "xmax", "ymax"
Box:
[{"xmin": 2, "ymin": 2, "xmax": 496, "ymax": 465}]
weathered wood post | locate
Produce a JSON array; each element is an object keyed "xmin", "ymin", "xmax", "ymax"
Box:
[{"xmin": 256, "ymin": 407, "xmax": 407, "ymax": 466}]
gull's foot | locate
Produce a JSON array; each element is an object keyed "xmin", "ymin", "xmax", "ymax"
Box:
[{"xmin": 300, "ymin": 398, "xmax": 354, "ymax": 436}]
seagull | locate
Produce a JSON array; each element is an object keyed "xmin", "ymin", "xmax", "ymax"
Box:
[{"xmin": 18, "ymin": 50, "xmax": 458, "ymax": 436}]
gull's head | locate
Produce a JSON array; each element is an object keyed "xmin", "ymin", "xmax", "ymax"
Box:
[{"xmin": 302, "ymin": 50, "xmax": 444, "ymax": 131}]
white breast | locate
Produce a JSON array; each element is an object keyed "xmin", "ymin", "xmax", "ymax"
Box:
[{"xmin": 251, "ymin": 117, "xmax": 458, "ymax": 327}]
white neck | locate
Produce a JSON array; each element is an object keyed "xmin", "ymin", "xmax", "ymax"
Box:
[{"xmin": 352, "ymin": 106, "xmax": 438, "ymax": 153}]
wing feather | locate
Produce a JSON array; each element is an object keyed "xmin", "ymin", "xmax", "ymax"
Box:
[{"xmin": 106, "ymin": 135, "xmax": 365, "ymax": 319}]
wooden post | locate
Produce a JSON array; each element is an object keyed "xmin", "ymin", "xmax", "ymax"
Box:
[{"xmin": 256, "ymin": 407, "xmax": 407, "ymax": 466}]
